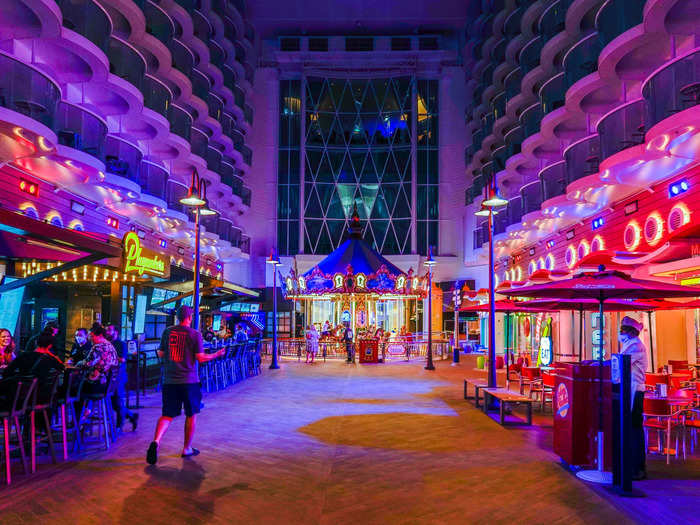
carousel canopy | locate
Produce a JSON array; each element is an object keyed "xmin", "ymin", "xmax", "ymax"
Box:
[{"xmin": 285, "ymin": 206, "xmax": 423, "ymax": 297}]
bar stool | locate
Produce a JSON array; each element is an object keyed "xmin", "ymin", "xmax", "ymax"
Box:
[
  {"xmin": 79, "ymin": 370, "xmax": 118, "ymax": 451},
  {"xmin": 29, "ymin": 370, "xmax": 61, "ymax": 472},
  {"xmin": 0, "ymin": 377, "xmax": 37, "ymax": 484},
  {"xmin": 55, "ymin": 368, "xmax": 84, "ymax": 457}
]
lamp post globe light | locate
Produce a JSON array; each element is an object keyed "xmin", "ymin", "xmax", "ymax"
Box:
[
  {"xmin": 267, "ymin": 249, "xmax": 281, "ymax": 370},
  {"xmin": 424, "ymin": 247, "xmax": 436, "ymax": 371},
  {"xmin": 179, "ymin": 169, "xmax": 217, "ymax": 330}
]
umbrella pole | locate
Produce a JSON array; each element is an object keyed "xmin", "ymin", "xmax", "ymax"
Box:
[
  {"xmin": 577, "ymin": 294, "xmax": 611, "ymax": 484},
  {"xmin": 578, "ymin": 307, "xmax": 583, "ymax": 362},
  {"xmin": 648, "ymin": 310, "xmax": 655, "ymax": 373},
  {"xmin": 505, "ymin": 312, "xmax": 510, "ymax": 387}
]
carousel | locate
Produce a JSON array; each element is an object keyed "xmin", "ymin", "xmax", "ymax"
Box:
[{"xmin": 284, "ymin": 207, "xmax": 426, "ymax": 337}]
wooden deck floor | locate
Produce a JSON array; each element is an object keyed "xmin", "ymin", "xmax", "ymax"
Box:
[{"xmin": 0, "ymin": 359, "xmax": 695, "ymax": 524}]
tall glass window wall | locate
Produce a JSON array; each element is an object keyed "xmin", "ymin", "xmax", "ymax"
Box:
[
  {"xmin": 278, "ymin": 80, "xmax": 301, "ymax": 255},
  {"xmin": 277, "ymin": 76, "xmax": 439, "ymax": 256}
]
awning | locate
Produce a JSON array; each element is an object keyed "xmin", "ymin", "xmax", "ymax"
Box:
[{"xmin": 0, "ymin": 208, "xmax": 122, "ymax": 293}]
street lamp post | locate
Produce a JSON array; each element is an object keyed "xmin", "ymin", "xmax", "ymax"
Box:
[
  {"xmin": 179, "ymin": 169, "xmax": 216, "ymax": 330},
  {"xmin": 452, "ymin": 281, "xmax": 461, "ymax": 365},
  {"xmin": 424, "ymin": 247, "xmax": 436, "ymax": 371},
  {"xmin": 267, "ymin": 249, "xmax": 281, "ymax": 369},
  {"xmin": 477, "ymin": 178, "xmax": 507, "ymax": 389}
]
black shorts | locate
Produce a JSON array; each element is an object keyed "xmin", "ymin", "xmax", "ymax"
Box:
[{"xmin": 162, "ymin": 383, "xmax": 202, "ymax": 418}]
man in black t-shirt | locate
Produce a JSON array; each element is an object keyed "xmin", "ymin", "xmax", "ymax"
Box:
[{"xmin": 146, "ymin": 306, "xmax": 224, "ymax": 465}]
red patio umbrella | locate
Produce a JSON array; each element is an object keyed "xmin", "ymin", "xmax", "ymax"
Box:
[{"xmin": 502, "ymin": 268, "xmax": 700, "ymax": 483}]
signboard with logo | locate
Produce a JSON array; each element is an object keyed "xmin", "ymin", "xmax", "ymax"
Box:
[
  {"xmin": 122, "ymin": 232, "xmax": 170, "ymax": 279},
  {"xmin": 537, "ymin": 317, "xmax": 553, "ymax": 366}
]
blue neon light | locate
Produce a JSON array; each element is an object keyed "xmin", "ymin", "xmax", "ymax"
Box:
[
  {"xmin": 669, "ymin": 179, "xmax": 690, "ymax": 197},
  {"xmin": 592, "ymin": 217, "xmax": 604, "ymax": 230}
]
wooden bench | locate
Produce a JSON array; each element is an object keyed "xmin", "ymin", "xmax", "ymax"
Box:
[
  {"xmin": 463, "ymin": 379, "xmax": 489, "ymax": 408},
  {"xmin": 481, "ymin": 388, "xmax": 534, "ymax": 426}
]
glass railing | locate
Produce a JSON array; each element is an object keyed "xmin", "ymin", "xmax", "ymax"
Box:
[
  {"xmin": 504, "ymin": 125, "xmax": 523, "ymax": 158},
  {"xmin": 472, "ymin": 128, "xmax": 484, "ymax": 152},
  {"xmin": 565, "ymin": 135, "xmax": 601, "ymax": 184},
  {"xmin": 503, "ymin": 6, "xmax": 523, "ymax": 39},
  {"xmin": 190, "ymin": 127, "xmax": 208, "ymax": 158},
  {"xmin": 234, "ymin": 41, "xmax": 246, "ymax": 63},
  {"xmin": 519, "ymin": 103, "xmax": 542, "ymax": 139},
  {"xmin": 208, "ymin": 93, "xmax": 224, "ymax": 121},
  {"xmin": 473, "ymin": 229, "xmax": 481, "ymax": 251},
  {"xmin": 201, "ymin": 214, "xmax": 219, "ymax": 234},
  {"xmin": 230, "ymin": 129, "xmax": 244, "ymax": 147},
  {"xmin": 504, "ymin": 68, "xmax": 522, "ymax": 101},
  {"xmin": 208, "ymin": 41, "xmax": 225, "ymax": 68},
  {"xmin": 494, "ymin": 209, "xmax": 508, "ymax": 235},
  {"xmin": 481, "ymin": 63, "xmax": 495, "ymax": 87},
  {"xmin": 173, "ymin": 0, "xmax": 200, "ymax": 14},
  {"xmin": 168, "ymin": 39, "xmax": 194, "ymax": 78},
  {"xmin": 465, "ymin": 145, "xmax": 474, "ymax": 167},
  {"xmin": 597, "ymin": 0, "xmax": 644, "ymax": 49},
  {"xmin": 564, "ymin": 33, "xmax": 602, "ymax": 90},
  {"xmin": 230, "ymin": 226, "xmax": 242, "ymax": 247},
  {"xmin": 539, "ymin": 0, "xmax": 566, "ymax": 44},
  {"xmin": 539, "ymin": 161, "xmax": 567, "ymax": 201},
  {"xmin": 244, "ymin": 22, "xmax": 255, "ymax": 43},
  {"xmin": 241, "ymin": 186, "xmax": 251, "ymax": 206},
  {"xmin": 507, "ymin": 196, "xmax": 522, "ymax": 226},
  {"xmin": 56, "ymin": 0, "xmax": 111, "ymax": 53},
  {"xmin": 219, "ymin": 160, "xmax": 234, "ymax": 186},
  {"xmin": 191, "ymin": 69, "xmax": 210, "ymax": 100},
  {"xmin": 224, "ymin": 20, "xmax": 237, "ymax": 44},
  {"xmin": 55, "ymin": 102, "xmax": 107, "ymax": 161},
  {"xmin": 233, "ymin": 85, "xmax": 245, "ymax": 108},
  {"xmin": 166, "ymin": 180, "xmax": 188, "ymax": 215},
  {"xmin": 520, "ymin": 36, "xmax": 543, "ymax": 76},
  {"xmin": 493, "ymin": 145, "xmax": 507, "ymax": 171},
  {"xmin": 240, "ymin": 144, "xmax": 252, "ymax": 166},
  {"xmin": 215, "ymin": 219, "xmax": 230, "ymax": 242},
  {"xmin": 472, "ymin": 40, "xmax": 483, "ymax": 61},
  {"xmin": 108, "ymin": 38, "xmax": 146, "ymax": 92},
  {"xmin": 0, "ymin": 55, "xmax": 60, "ymax": 129},
  {"xmin": 471, "ymin": 174, "xmax": 484, "ymax": 200},
  {"xmin": 597, "ymin": 99, "xmax": 645, "ymax": 160},
  {"xmin": 220, "ymin": 111, "xmax": 234, "ymax": 137},
  {"xmin": 642, "ymin": 50, "xmax": 700, "ymax": 130},
  {"xmin": 207, "ymin": 146, "xmax": 222, "ymax": 172},
  {"xmin": 168, "ymin": 104, "xmax": 192, "ymax": 142},
  {"xmin": 473, "ymin": 83, "xmax": 485, "ymax": 107},
  {"xmin": 481, "ymin": 161, "xmax": 494, "ymax": 181},
  {"xmin": 104, "ymin": 136, "xmax": 142, "ymax": 183},
  {"xmin": 492, "ymin": 91, "xmax": 506, "ymax": 121},
  {"xmin": 521, "ymin": 179, "xmax": 543, "ymax": 215},
  {"xmin": 142, "ymin": 75, "xmax": 171, "ymax": 118},
  {"xmin": 138, "ymin": 161, "xmax": 168, "ymax": 200},
  {"xmin": 491, "ymin": 38, "xmax": 507, "ymax": 63},
  {"xmin": 481, "ymin": 112, "xmax": 495, "ymax": 139},
  {"xmin": 539, "ymin": 72, "xmax": 565, "ymax": 115},
  {"xmin": 231, "ymin": 174, "xmax": 243, "ymax": 197},
  {"xmin": 144, "ymin": 2, "xmax": 174, "ymax": 46}
]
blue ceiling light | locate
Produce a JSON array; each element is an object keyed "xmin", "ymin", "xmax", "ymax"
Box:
[
  {"xmin": 546, "ymin": 240, "xmax": 555, "ymax": 249},
  {"xmin": 159, "ymin": 239, "xmax": 167, "ymax": 248},
  {"xmin": 669, "ymin": 179, "xmax": 690, "ymax": 197},
  {"xmin": 592, "ymin": 217, "xmax": 604, "ymax": 230}
]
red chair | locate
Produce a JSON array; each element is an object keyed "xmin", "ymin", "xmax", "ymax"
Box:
[
  {"xmin": 519, "ymin": 367, "xmax": 541, "ymax": 397},
  {"xmin": 668, "ymin": 360, "xmax": 689, "ymax": 371},
  {"xmin": 495, "ymin": 355, "xmax": 504, "ymax": 369},
  {"xmin": 645, "ymin": 373, "xmax": 668, "ymax": 391},
  {"xmin": 540, "ymin": 371, "xmax": 556, "ymax": 412},
  {"xmin": 643, "ymin": 396, "xmax": 684, "ymax": 464},
  {"xmin": 669, "ymin": 373, "xmax": 692, "ymax": 390}
]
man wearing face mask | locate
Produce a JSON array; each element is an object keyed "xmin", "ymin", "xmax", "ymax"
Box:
[
  {"xmin": 618, "ymin": 316, "xmax": 648, "ymax": 481},
  {"xmin": 70, "ymin": 328, "xmax": 91, "ymax": 364}
]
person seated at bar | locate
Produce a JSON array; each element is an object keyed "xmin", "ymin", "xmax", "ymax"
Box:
[
  {"xmin": 618, "ymin": 316, "xmax": 648, "ymax": 481},
  {"xmin": 69, "ymin": 328, "xmax": 92, "ymax": 364},
  {"xmin": 0, "ymin": 329, "xmax": 17, "ymax": 366},
  {"xmin": 76, "ymin": 323, "xmax": 119, "ymax": 397},
  {"xmin": 234, "ymin": 323, "xmax": 248, "ymax": 344},
  {"xmin": 2, "ymin": 332, "xmax": 64, "ymax": 399},
  {"xmin": 24, "ymin": 321, "xmax": 59, "ymax": 354}
]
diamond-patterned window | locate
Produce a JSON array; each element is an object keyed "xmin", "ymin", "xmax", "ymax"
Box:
[{"xmin": 279, "ymin": 76, "xmax": 438, "ymax": 256}]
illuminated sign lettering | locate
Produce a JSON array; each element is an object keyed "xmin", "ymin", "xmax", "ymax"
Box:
[
  {"xmin": 334, "ymin": 274, "xmax": 344, "ymax": 288},
  {"xmin": 298, "ymin": 277, "xmax": 306, "ymax": 290},
  {"xmin": 355, "ymin": 273, "xmax": 366, "ymax": 288},
  {"xmin": 122, "ymin": 232, "xmax": 169, "ymax": 278},
  {"xmin": 396, "ymin": 275, "xmax": 406, "ymax": 290}
]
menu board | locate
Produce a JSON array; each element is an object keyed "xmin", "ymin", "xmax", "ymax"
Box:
[
  {"xmin": 0, "ymin": 277, "xmax": 24, "ymax": 334},
  {"xmin": 220, "ymin": 302, "xmax": 260, "ymax": 313}
]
